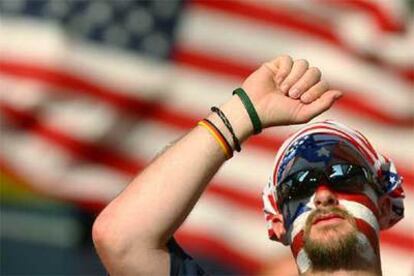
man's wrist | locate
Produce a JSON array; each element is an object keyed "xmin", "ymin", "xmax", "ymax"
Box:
[{"xmin": 206, "ymin": 95, "xmax": 254, "ymax": 148}]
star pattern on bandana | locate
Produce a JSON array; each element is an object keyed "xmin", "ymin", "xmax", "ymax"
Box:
[
  {"xmin": 384, "ymin": 171, "xmax": 401, "ymax": 192},
  {"xmin": 277, "ymin": 135, "xmax": 345, "ymax": 184},
  {"xmin": 316, "ymin": 147, "xmax": 330, "ymax": 157},
  {"xmin": 277, "ymin": 135, "xmax": 310, "ymax": 183}
]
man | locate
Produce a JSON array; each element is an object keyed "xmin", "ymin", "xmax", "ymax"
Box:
[
  {"xmin": 262, "ymin": 120, "xmax": 404, "ymax": 275},
  {"xmin": 92, "ymin": 55, "xmax": 404, "ymax": 275}
]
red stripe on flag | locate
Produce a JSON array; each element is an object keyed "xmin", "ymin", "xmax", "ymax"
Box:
[
  {"xmin": 380, "ymin": 229, "xmax": 414, "ymax": 252},
  {"xmin": 395, "ymin": 165, "xmax": 413, "ymax": 192},
  {"xmin": 171, "ymin": 47, "xmax": 252, "ymax": 79},
  {"xmin": 191, "ymin": 0, "xmax": 340, "ymax": 45},
  {"xmin": 207, "ymin": 185, "xmax": 261, "ymax": 211},
  {"xmin": 317, "ymin": 0, "xmax": 404, "ymax": 32},
  {"xmin": 336, "ymin": 94, "xmax": 413, "ymax": 128},
  {"xmin": 0, "ymin": 104, "xmax": 142, "ymax": 174}
]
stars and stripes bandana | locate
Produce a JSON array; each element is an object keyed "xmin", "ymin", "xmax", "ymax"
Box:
[{"xmin": 262, "ymin": 120, "xmax": 405, "ymax": 245}]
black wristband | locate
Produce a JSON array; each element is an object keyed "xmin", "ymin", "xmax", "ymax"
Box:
[{"xmin": 211, "ymin": 106, "xmax": 241, "ymax": 152}]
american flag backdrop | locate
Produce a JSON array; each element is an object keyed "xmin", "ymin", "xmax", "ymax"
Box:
[{"xmin": 0, "ymin": 0, "xmax": 413, "ymax": 275}]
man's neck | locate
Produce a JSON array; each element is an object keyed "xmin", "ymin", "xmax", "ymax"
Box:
[{"xmin": 303, "ymin": 269, "xmax": 381, "ymax": 276}]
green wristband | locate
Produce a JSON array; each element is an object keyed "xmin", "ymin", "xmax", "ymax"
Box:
[{"xmin": 232, "ymin": 88, "xmax": 262, "ymax": 134}]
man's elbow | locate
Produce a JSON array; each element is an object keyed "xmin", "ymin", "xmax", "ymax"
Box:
[
  {"xmin": 92, "ymin": 212, "xmax": 131, "ymax": 268},
  {"xmin": 92, "ymin": 212, "xmax": 162, "ymax": 275},
  {"xmin": 92, "ymin": 214, "xmax": 112, "ymax": 254}
]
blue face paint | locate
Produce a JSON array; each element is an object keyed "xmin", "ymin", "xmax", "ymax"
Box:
[{"xmin": 284, "ymin": 201, "xmax": 312, "ymax": 229}]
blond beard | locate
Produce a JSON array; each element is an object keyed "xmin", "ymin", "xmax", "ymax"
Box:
[{"xmin": 303, "ymin": 207, "xmax": 359, "ymax": 271}]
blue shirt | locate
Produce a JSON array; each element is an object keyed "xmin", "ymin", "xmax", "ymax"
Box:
[{"xmin": 167, "ymin": 238, "xmax": 208, "ymax": 276}]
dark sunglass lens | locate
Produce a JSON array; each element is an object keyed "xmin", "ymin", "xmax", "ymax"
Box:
[
  {"xmin": 278, "ymin": 179, "xmax": 292, "ymax": 198},
  {"xmin": 329, "ymin": 164, "xmax": 368, "ymax": 193},
  {"xmin": 284, "ymin": 170, "xmax": 318, "ymax": 201}
]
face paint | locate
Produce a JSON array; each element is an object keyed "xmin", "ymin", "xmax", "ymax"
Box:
[
  {"xmin": 282, "ymin": 178, "xmax": 380, "ymax": 234},
  {"xmin": 285, "ymin": 191, "xmax": 380, "ymax": 273},
  {"xmin": 303, "ymin": 207, "xmax": 359, "ymax": 271},
  {"xmin": 262, "ymin": 121, "xmax": 405, "ymax": 272}
]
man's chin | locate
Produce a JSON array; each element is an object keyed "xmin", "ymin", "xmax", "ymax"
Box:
[
  {"xmin": 302, "ymin": 208, "xmax": 360, "ymax": 270},
  {"xmin": 304, "ymin": 227, "xmax": 359, "ymax": 271}
]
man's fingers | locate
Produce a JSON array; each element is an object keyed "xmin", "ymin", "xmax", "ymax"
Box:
[
  {"xmin": 279, "ymin": 59, "xmax": 309, "ymax": 95},
  {"xmin": 272, "ymin": 55, "xmax": 293, "ymax": 85},
  {"xmin": 288, "ymin": 67, "xmax": 321, "ymax": 99},
  {"xmin": 300, "ymin": 80, "xmax": 329, "ymax": 104},
  {"xmin": 299, "ymin": 90, "xmax": 343, "ymax": 122}
]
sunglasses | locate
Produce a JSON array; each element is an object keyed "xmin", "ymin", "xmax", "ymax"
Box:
[{"xmin": 277, "ymin": 163, "xmax": 379, "ymax": 208}]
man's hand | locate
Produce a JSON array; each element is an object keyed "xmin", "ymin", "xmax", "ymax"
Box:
[{"xmin": 242, "ymin": 55, "xmax": 343, "ymax": 127}]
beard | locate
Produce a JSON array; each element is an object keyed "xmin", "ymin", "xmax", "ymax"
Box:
[{"xmin": 303, "ymin": 207, "xmax": 359, "ymax": 271}]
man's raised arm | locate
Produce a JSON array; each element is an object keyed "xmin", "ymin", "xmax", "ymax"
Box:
[{"xmin": 92, "ymin": 55, "xmax": 342, "ymax": 275}]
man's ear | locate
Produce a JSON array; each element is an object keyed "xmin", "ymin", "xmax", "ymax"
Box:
[
  {"xmin": 377, "ymin": 196, "xmax": 391, "ymax": 228},
  {"xmin": 270, "ymin": 213, "xmax": 287, "ymax": 242}
]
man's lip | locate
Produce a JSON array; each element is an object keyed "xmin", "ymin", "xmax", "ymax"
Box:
[{"xmin": 312, "ymin": 213, "xmax": 344, "ymax": 225}]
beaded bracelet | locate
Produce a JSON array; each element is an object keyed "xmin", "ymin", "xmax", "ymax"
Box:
[{"xmin": 211, "ymin": 106, "xmax": 241, "ymax": 152}]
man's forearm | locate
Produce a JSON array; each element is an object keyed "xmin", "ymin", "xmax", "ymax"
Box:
[{"xmin": 93, "ymin": 95, "xmax": 252, "ymax": 251}]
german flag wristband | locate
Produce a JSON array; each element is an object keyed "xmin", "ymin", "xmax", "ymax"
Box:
[{"xmin": 198, "ymin": 119, "xmax": 233, "ymax": 159}]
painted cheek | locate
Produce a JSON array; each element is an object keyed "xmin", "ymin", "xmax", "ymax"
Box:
[
  {"xmin": 355, "ymin": 218, "xmax": 380, "ymax": 255},
  {"xmin": 283, "ymin": 197, "xmax": 314, "ymax": 227},
  {"xmin": 291, "ymin": 230, "xmax": 305, "ymax": 259},
  {"xmin": 335, "ymin": 192, "xmax": 380, "ymax": 220}
]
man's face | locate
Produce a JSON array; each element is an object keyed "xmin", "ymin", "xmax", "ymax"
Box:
[
  {"xmin": 275, "ymin": 137, "xmax": 382, "ymax": 272},
  {"xmin": 282, "ymin": 182, "xmax": 380, "ymax": 271},
  {"xmin": 302, "ymin": 187, "xmax": 359, "ymax": 269}
]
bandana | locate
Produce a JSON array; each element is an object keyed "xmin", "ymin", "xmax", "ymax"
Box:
[{"xmin": 262, "ymin": 120, "xmax": 405, "ymax": 245}]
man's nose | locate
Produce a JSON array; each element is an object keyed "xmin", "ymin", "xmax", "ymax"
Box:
[{"xmin": 313, "ymin": 185, "xmax": 339, "ymax": 208}]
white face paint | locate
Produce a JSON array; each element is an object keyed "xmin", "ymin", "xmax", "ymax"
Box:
[
  {"xmin": 283, "ymin": 188, "xmax": 380, "ymax": 273},
  {"xmin": 283, "ymin": 183, "xmax": 380, "ymax": 244}
]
